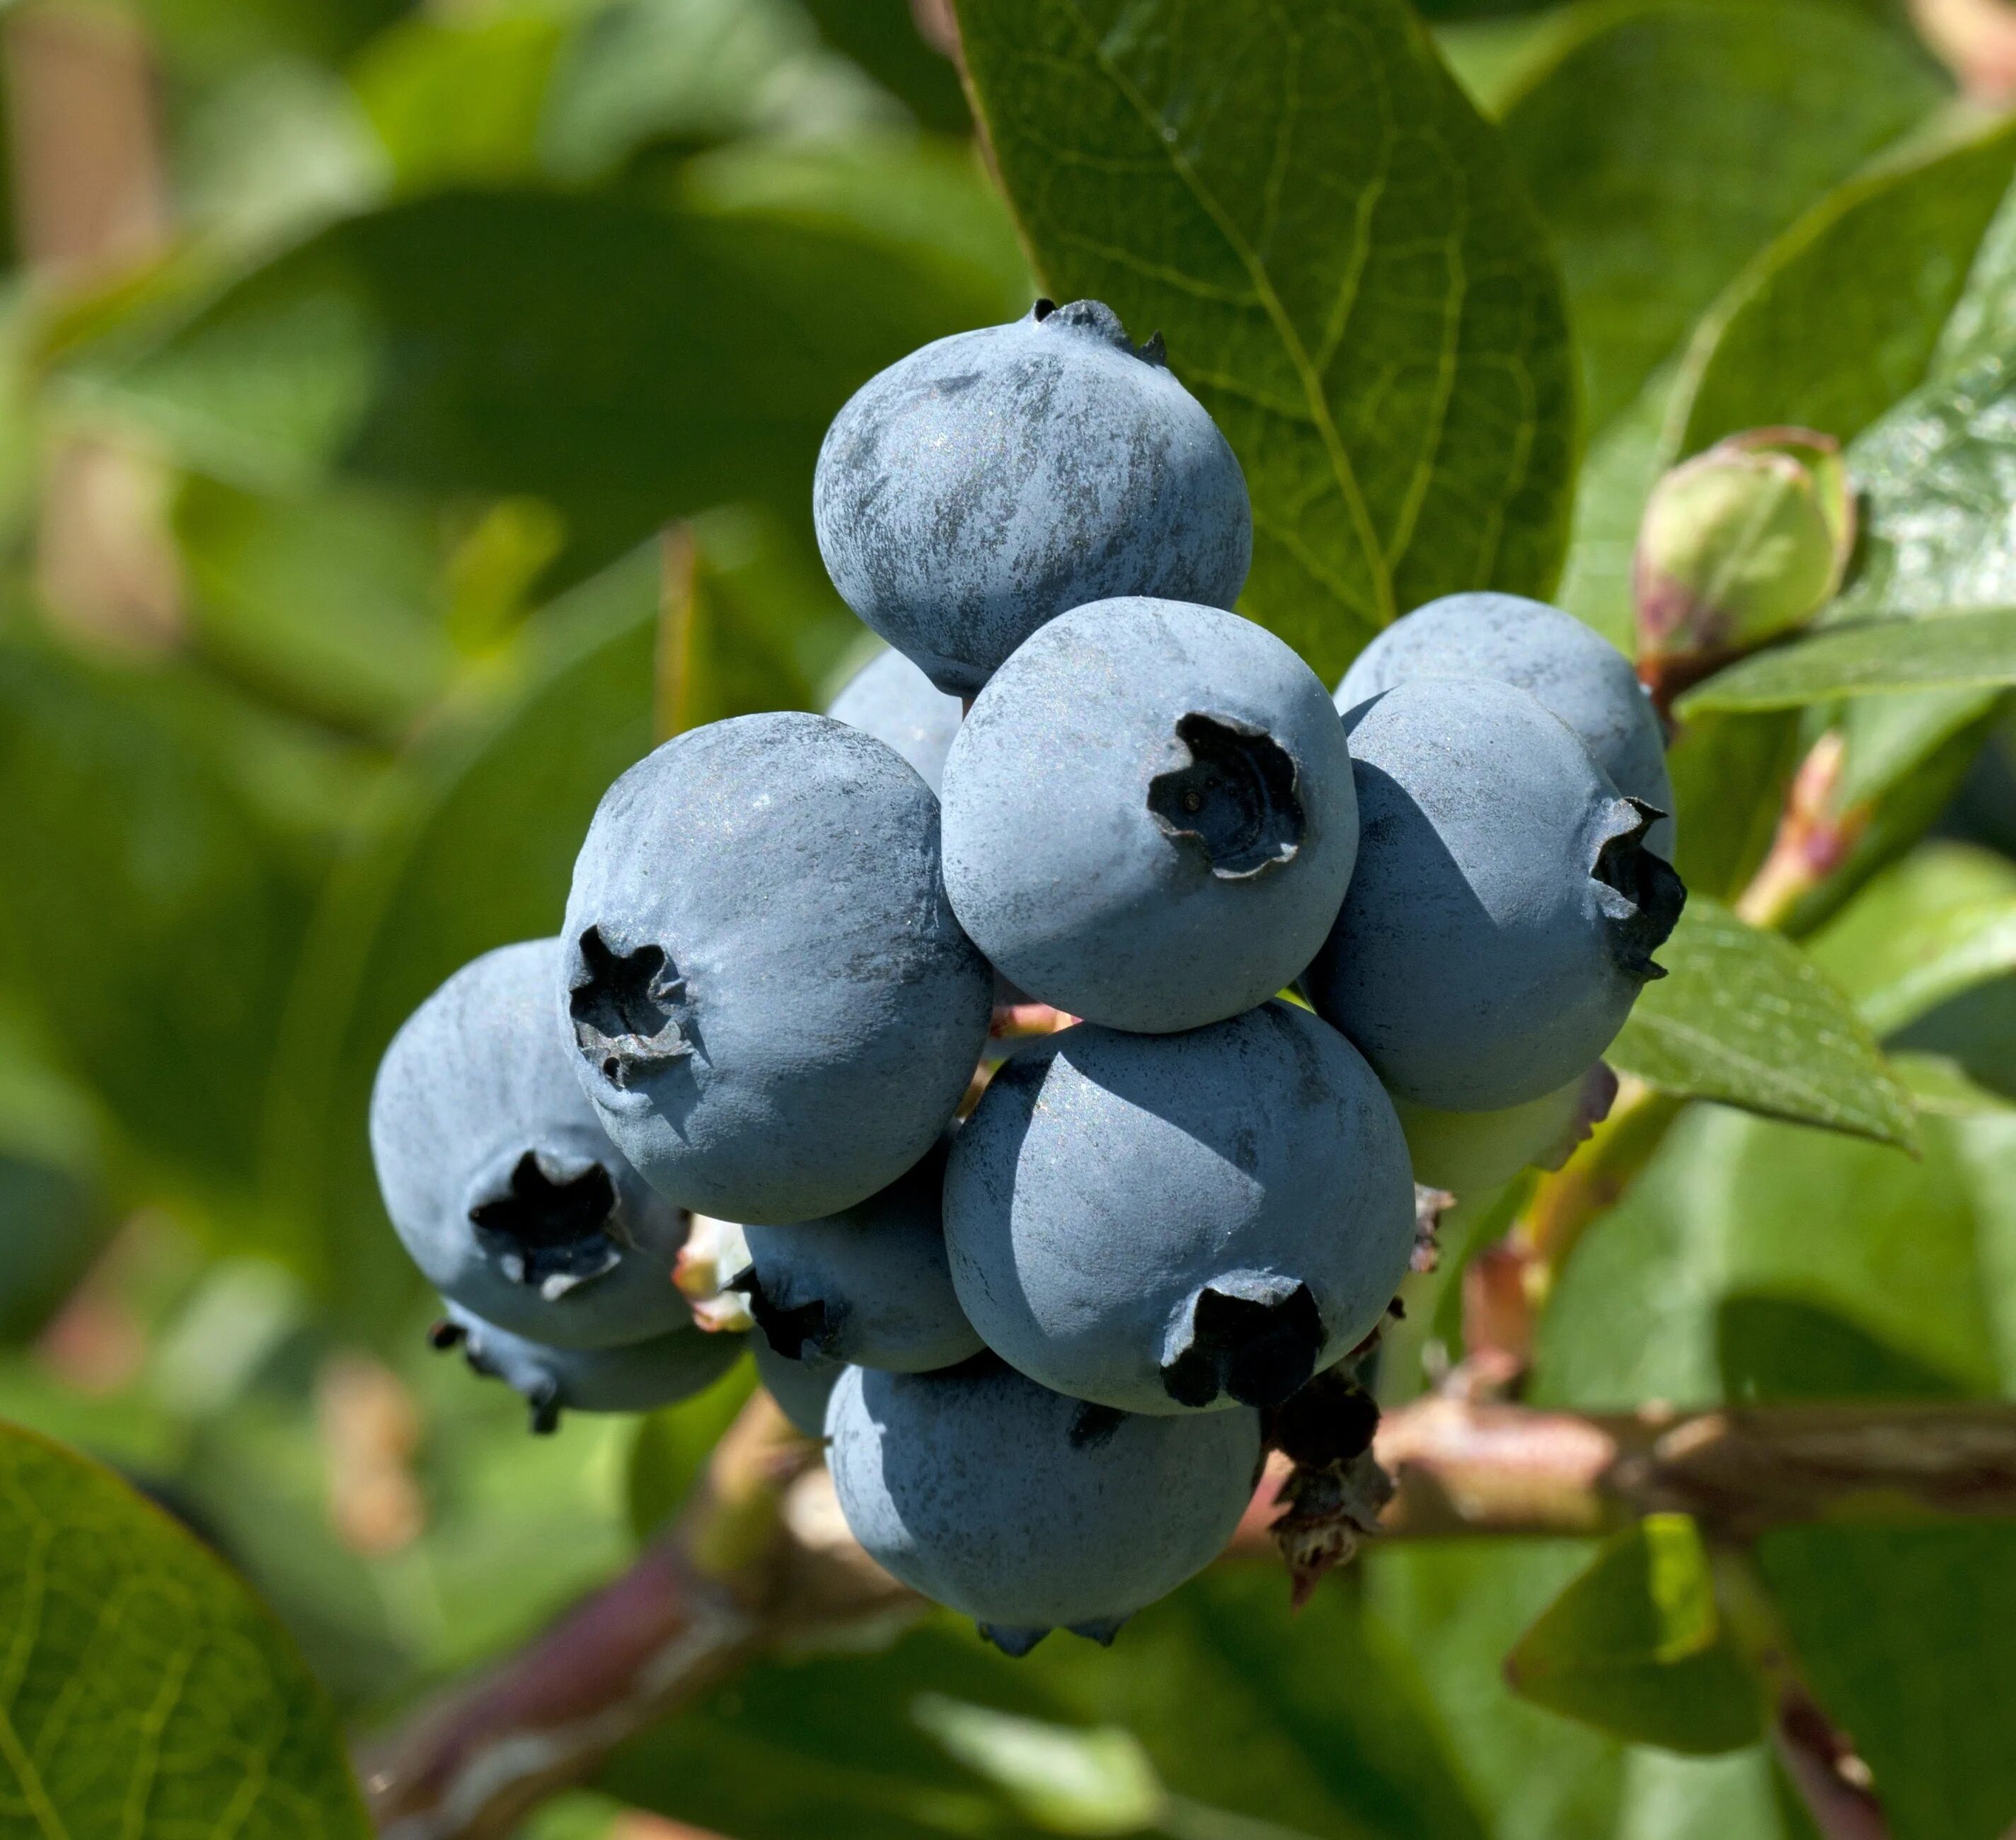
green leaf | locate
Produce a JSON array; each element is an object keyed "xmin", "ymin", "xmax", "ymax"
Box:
[
  {"xmin": 172, "ymin": 475, "xmax": 459, "ymax": 735},
  {"xmin": 1807, "ymin": 841, "xmax": 2016, "ymax": 1034},
  {"xmin": 606, "ymin": 1572, "xmax": 1490, "ymax": 1840},
  {"xmin": 952, "ymin": 0, "xmax": 1577, "ymax": 679},
  {"xmin": 1715, "ymin": 1294, "xmax": 1968, "ymax": 1404},
  {"xmin": 257, "ymin": 550, "xmax": 662, "ymax": 1319},
  {"xmin": 623, "ymin": 1354, "xmax": 755, "ymax": 1543},
  {"xmin": 679, "ymin": 132, "xmax": 1033, "ymax": 326},
  {"xmin": 541, "ymin": 0, "xmax": 882, "ymax": 184},
  {"xmin": 260, "ymin": 514, "xmax": 851, "ymax": 1321},
  {"xmin": 61, "ymin": 189, "xmax": 1009, "ymax": 536},
  {"xmin": 0, "ymin": 1422, "xmax": 372, "ymax": 1837},
  {"xmin": 1680, "ymin": 609, "xmax": 2016, "ymax": 713},
  {"xmin": 799, "ymin": 0, "xmax": 971, "ymax": 135},
  {"xmin": 1368, "ymin": 1541, "xmax": 1625, "ymax": 1840},
  {"xmin": 1758, "ymin": 1525, "xmax": 2016, "ymax": 1840},
  {"xmin": 910, "ymin": 1698, "xmax": 1166, "ymax": 1836},
  {"xmin": 1556, "ymin": 363, "xmax": 1676, "ymax": 650},
  {"xmin": 1536, "ymin": 1100, "xmax": 2016, "ymax": 1411},
  {"xmin": 1613, "ymin": 1748, "xmax": 1796, "ymax": 1840},
  {"xmin": 1833, "ymin": 354, "xmax": 2016, "ymax": 621},
  {"xmin": 1506, "ymin": 1515, "xmax": 1765, "ymax": 1754},
  {"xmin": 1497, "ymin": 0, "xmax": 1942, "ymax": 433},
  {"xmin": 0, "ymin": 643, "xmax": 313, "ymax": 1209},
  {"xmin": 1606, "ymin": 897, "xmax": 1918, "ymax": 1149},
  {"xmin": 1667, "ymin": 114, "xmax": 2016, "ymax": 459},
  {"xmin": 1664, "ymin": 709, "xmax": 1804, "ymax": 903},
  {"xmin": 350, "ymin": 11, "xmax": 565, "ymax": 191}
]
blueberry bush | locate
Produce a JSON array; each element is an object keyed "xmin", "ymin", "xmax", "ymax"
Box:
[{"xmin": 2, "ymin": 2, "xmax": 2016, "ymax": 1838}]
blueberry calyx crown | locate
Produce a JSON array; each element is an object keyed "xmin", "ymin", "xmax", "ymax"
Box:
[
  {"xmin": 1031, "ymin": 297, "xmax": 1168, "ymax": 369},
  {"xmin": 468, "ymin": 1151, "xmax": 623, "ymax": 1295},
  {"xmin": 1160, "ymin": 1278, "xmax": 1325, "ymax": 1410},
  {"xmin": 729, "ymin": 1264, "xmax": 837, "ymax": 1363},
  {"xmin": 569, "ymin": 926, "xmax": 693, "ymax": 1088},
  {"xmin": 1148, "ymin": 712, "xmax": 1305, "ymax": 879},
  {"xmin": 1589, "ymin": 798, "xmax": 1687, "ymax": 982}
]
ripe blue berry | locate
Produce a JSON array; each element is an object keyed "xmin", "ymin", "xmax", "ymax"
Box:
[
  {"xmin": 826, "ymin": 648, "xmax": 963, "ymax": 795},
  {"xmin": 432, "ymin": 1303, "xmax": 743, "ymax": 1434},
  {"xmin": 734, "ymin": 1134, "xmax": 981, "ymax": 1374},
  {"xmin": 370, "ymin": 940, "xmax": 695, "ymax": 1350},
  {"xmin": 1303, "ymin": 678, "xmax": 1686, "ymax": 1112},
  {"xmin": 942, "ymin": 599, "xmax": 1357, "ymax": 1033},
  {"xmin": 752, "ymin": 1337, "xmax": 842, "ymax": 1438},
  {"xmin": 825, "ymin": 1356, "xmax": 1260, "ymax": 1655},
  {"xmin": 561, "ymin": 713, "xmax": 992, "ymax": 1225},
  {"xmin": 814, "ymin": 301, "xmax": 1252, "ymax": 696},
  {"xmin": 944, "ymin": 1003, "xmax": 1415, "ymax": 1415},
  {"xmin": 1336, "ymin": 593, "xmax": 1676, "ymax": 858}
]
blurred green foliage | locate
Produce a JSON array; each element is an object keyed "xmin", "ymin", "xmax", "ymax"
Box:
[{"xmin": 0, "ymin": 1, "xmax": 2012, "ymax": 1836}]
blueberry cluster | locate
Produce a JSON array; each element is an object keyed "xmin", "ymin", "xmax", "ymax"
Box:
[{"xmin": 370, "ymin": 299, "xmax": 1685, "ymax": 1655}]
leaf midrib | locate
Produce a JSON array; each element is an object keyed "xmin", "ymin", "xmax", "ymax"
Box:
[{"xmin": 1049, "ymin": 0, "xmax": 1397, "ymax": 626}]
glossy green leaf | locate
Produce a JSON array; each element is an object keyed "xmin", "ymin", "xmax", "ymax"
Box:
[
  {"xmin": 1679, "ymin": 608, "xmax": 2016, "ymax": 713},
  {"xmin": 1506, "ymin": 1516, "xmax": 1765, "ymax": 1754},
  {"xmin": 1668, "ymin": 115, "xmax": 2016, "ymax": 459},
  {"xmin": 0, "ymin": 1423, "xmax": 372, "ymax": 1837},
  {"xmin": 1930, "ymin": 166, "xmax": 2016, "ymax": 379},
  {"xmin": 1834, "ymin": 354, "xmax": 2016, "ymax": 621},
  {"xmin": 1808, "ymin": 842, "xmax": 2016, "ymax": 1033},
  {"xmin": 953, "ymin": 0, "xmax": 1577, "ymax": 679},
  {"xmin": 1758, "ymin": 1525, "xmax": 2016, "ymax": 1840},
  {"xmin": 62, "ymin": 189, "xmax": 1008, "ymax": 535},
  {"xmin": 0, "ymin": 643, "xmax": 313, "ymax": 1209},
  {"xmin": 1606, "ymin": 897, "xmax": 1918, "ymax": 1149},
  {"xmin": 1498, "ymin": 0, "xmax": 1941, "ymax": 434}
]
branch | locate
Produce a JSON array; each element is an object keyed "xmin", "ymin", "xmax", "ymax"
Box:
[
  {"xmin": 362, "ymin": 1392, "xmax": 2016, "ymax": 1839},
  {"xmin": 360, "ymin": 1395, "xmax": 916, "ymax": 1840}
]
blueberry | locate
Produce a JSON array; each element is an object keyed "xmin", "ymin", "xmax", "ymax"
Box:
[
  {"xmin": 1395, "ymin": 1062, "xmax": 1618, "ymax": 1195},
  {"xmin": 732, "ymin": 1134, "xmax": 981, "ymax": 1374},
  {"xmin": 826, "ymin": 649, "xmax": 963, "ymax": 795},
  {"xmin": 941, "ymin": 599, "xmax": 1357, "ymax": 1033},
  {"xmin": 814, "ymin": 300, "xmax": 1252, "ymax": 696},
  {"xmin": 1336, "ymin": 593, "xmax": 1676, "ymax": 858},
  {"xmin": 1303, "ymin": 678, "xmax": 1686, "ymax": 1112},
  {"xmin": 824, "ymin": 1356, "xmax": 1260, "ymax": 1655},
  {"xmin": 370, "ymin": 940, "xmax": 695, "ymax": 1350},
  {"xmin": 944, "ymin": 1002, "xmax": 1415, "ymax": 1415},
  {"xmin": 751, "ymin": 1337, "xmax": 841, "ymax": 1439},
  {"xmin": 432, "ymin": 1302, "xmax": 743, "ymax": 1434},
  {"xmin": 560, "ymin": 713, "xmax": 993, "ymax": 1224}
]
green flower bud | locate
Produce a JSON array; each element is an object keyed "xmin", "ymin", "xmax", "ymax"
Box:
[{"xmin": 1635, "ymin": 428, "xmax": 1855, "ymax": 668}]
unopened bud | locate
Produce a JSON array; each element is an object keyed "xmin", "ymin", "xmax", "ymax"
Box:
[{"xmin": 1635, "ymin": 428, "xmax": 1855, "ymax": 675}]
